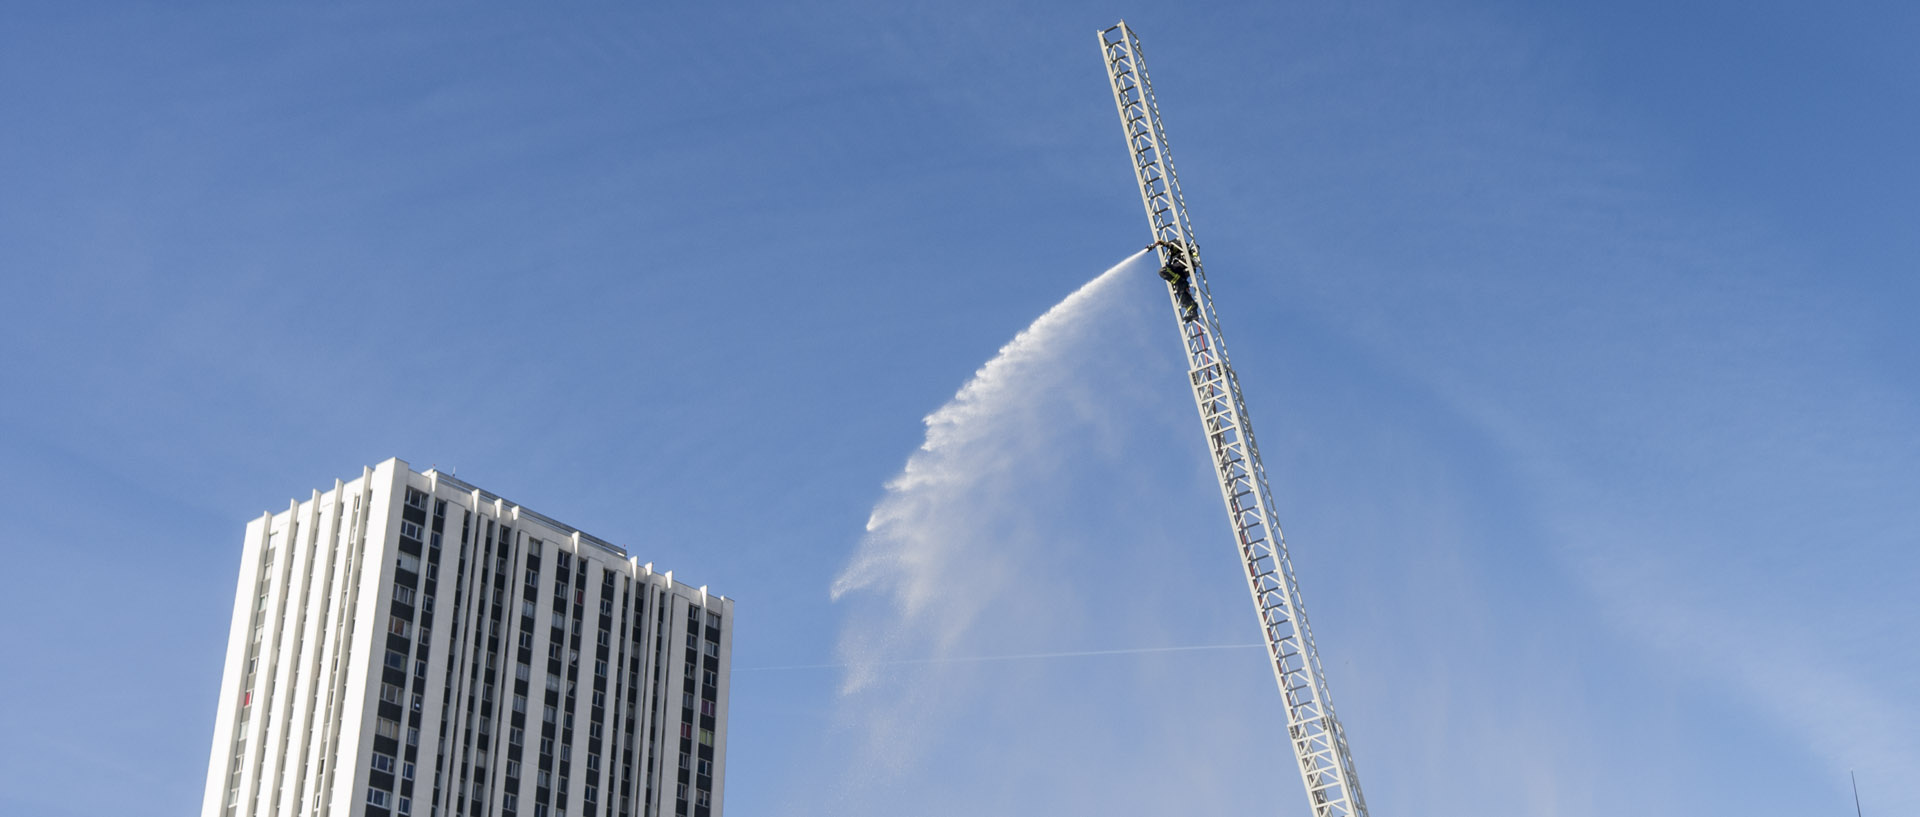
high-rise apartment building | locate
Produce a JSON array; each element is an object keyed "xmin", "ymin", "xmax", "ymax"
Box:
[{"xmin": 202, "ymin": 459, "xmax": 732, "ymax": 817}]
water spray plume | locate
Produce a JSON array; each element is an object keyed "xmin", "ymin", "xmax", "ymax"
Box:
[
  {"xmin": 830, "ymin": 247, "xmax": 1154, "ymax": 696},
  {"xmin": 832, "ymin": 248, "xmax": 1150, "ymax": 598}
]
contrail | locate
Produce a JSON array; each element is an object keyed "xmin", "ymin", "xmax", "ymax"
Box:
[{"xmin": 734, "ymin": 643, "xmax": 1261, "ymax": 672}]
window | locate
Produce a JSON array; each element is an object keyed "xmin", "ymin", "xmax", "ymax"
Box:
[
  {"xmin": 401, "ymin": 521, "xmax": 423, "ymax": 540},
  {"xmin": 540, "ymin": 737, "xmax": 553, "ymax": 755},
  {"xmin": 700, "ymin": 700, "xmax": 714, "ymax": 717},
  {"xmin": 589, "ymin": 722, "xmax": 602, "ymax": 740},
  {"xmin": 679, "ymin": 753, "xmax": 691, "ymax": 770},
  {"xmin": 526, "ymin": 569, "xmax": 540, "ymax": 587},
  {"xmin": 371, "ymin": 753, "xmax": 396, "ymax": 773},
  {"xmin": 385, "ymin": 651, "xmax": 407, "ymax": 671},
  {"xmin": 585, "ymin": 786, "xmax": 597, "ymax": 803},
  {"xmin": 544, "ymin": 705, "xmax": 557, "ymax": 724},
  {"xmin": 510, "ymin": 727, "xmax": 524, "ymax": 745},
  {"xmin": 600, "ymin": 599, "xmax": 613, "ymax": 615},
  {"xmin": 415, "ymin": 660, "xmax": 427, "ymax": 677},
  {"xmin": 517, "ymin": 664, "xmax": 531, "ymax": 681},
  {"xmin": 402, "ymin": 761, "xmax": 414, "ymax": 780},
  {"xmin": 397, "ymin": 796, "xmax": 412, "ymax": 815},
  {"xmin": 592, "ymin": 691, "xmax": 604, "ymax": 708},
  {"xmin": 397, "ymin": 552, "xmax": 420, "ymax": 573},
  {"xmin": 698, "ymin": 729, "xmax": 712, "ymax": 747},
  {"xmin": 368, "ymin": 789, "xmax": 391, "ymax": 808},
  {"xmin": 697, "ymin": 758, "xmax": 711, "ymax": 775},
  {"xmin": 412, "ymin": 693, "xmax": 423, "ymax": 712},
  {"xmin": 703, "ymin": 641, "xmax": 718, "ymax": 658},
  {"xmin": 407, "ymin": 726, "xmax": 419, "ymax": 746},
  {"xmin": 507, "ymin": 759, "xmax": 520, "ymax": 778},
  {"xmin": 504, "ymin": 794, "xmax": 517, "ymax": 811},
  {"xmin": 538, "ymin": 770, "xmax": 552, "ymax": 787},
  {"xmin": 702, "ymin": 670, "xmax": 716, "ymax": 686},
  {"xmin": 406, "ymin": 489, "xmax": 428, "ymax": 509},
  {"xmin": 513, "ymin": 695, "xmax": 527, "ymax": 713},
  {"xmin": 597, "ymin": 631, "xmax": 609, "ymax": 647},
  {"xmin": 523, "ymin": 600, "xmax": 536, "ymax": 618},
  {"xmin": 696, "ymin": 791, "xmax": 710, "ymax": 807},
  {"xmin": 679, "ymin": 723, "xmax": 692, "ymax": 739},
  {"xmin": 682, "ymin": 693, "xmax": 693, "ymax": 710},
  {"xmin": 595, "ymin": 660, "xmax": 607, "ymax": 677},
  {"xmin": 390, "ymin": 619, "xmax": 411, "ymax": 638},
  {"xmin": 394, "ymin": 586, "xmax": 415, "ymax": 605},
  {"xmin": 547, "ymin": 673, "xmax": 562, "ymax": 692},
  {"xmin": 376, "ymin": 718, "xmax": 401, "ymax": 740},
  {"xmin": 380, "ymin": 683, "xmax": 405, "ymax": 705},
  {"xmin": 520, "ymin": 633, "xmax": 533, "ymax": 649}
]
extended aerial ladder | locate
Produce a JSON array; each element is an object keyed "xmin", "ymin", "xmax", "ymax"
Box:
[{"xmin": 1100, "ymin": 22, "xmax": 1371, "ymax": 817}]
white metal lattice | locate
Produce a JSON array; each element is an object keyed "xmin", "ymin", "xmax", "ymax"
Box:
[{"xmin": 1100, "ymin": 21, "xmax": 1370, "ymax": 817}]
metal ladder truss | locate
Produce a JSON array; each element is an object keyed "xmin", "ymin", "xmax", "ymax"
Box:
[{"xmin": 1100, "ymin": 21, "xmax": 1370, "ymax": 817}]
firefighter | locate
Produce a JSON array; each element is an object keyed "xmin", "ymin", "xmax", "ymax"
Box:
[{"xmin": 1152, "ymin": 240, "xmax": 1201, "ymax": 322}]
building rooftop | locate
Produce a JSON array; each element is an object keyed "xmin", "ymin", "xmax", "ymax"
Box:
[{"xmin": 421, "ymin": 467, "xmax": 630, "ymax": 560}]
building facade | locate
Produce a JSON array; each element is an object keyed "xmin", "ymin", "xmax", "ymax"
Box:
[{"xmin": 202, "ymin": 459, "xmax": 732, "ymax": 817}]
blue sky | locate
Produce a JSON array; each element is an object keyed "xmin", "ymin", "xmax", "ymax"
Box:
[{"xmin": 1, "ymin": 2, "xmax": 1914, "ymax": 815}]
